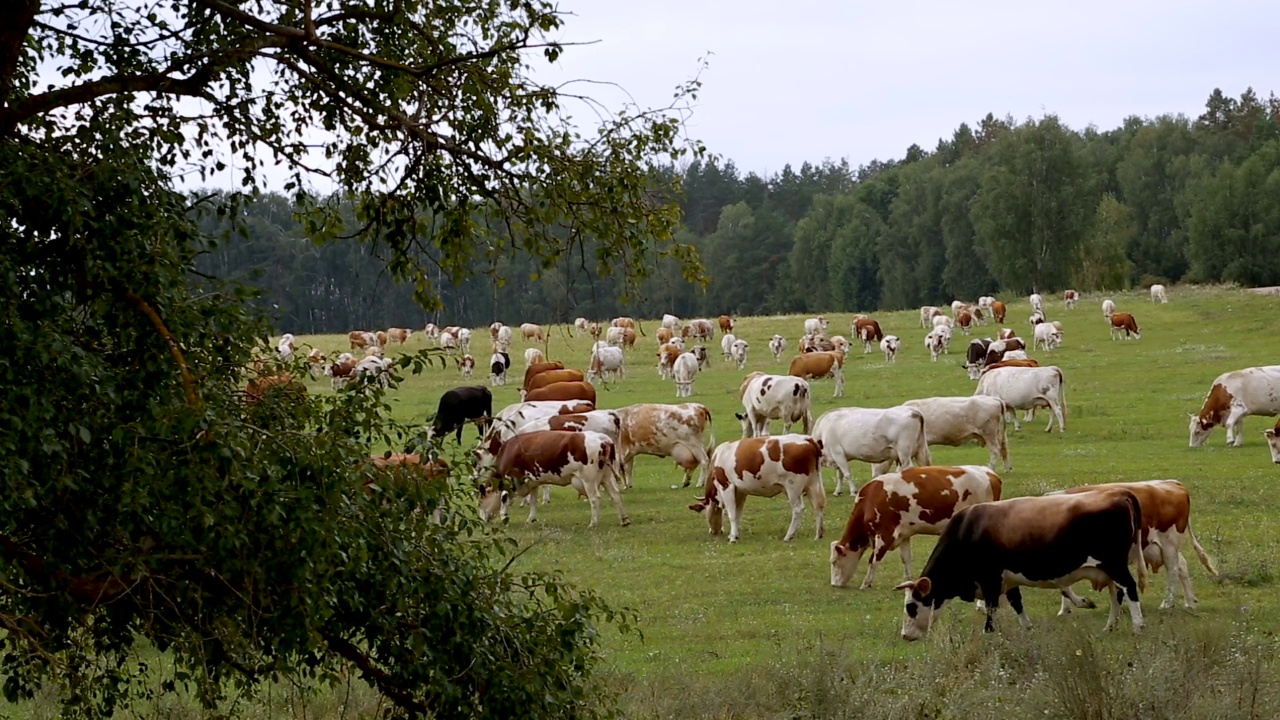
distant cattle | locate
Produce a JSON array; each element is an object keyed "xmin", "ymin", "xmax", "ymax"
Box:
[
  {"xmin": 488, "ymin": 351, "xmax": 511, "ymax": 386},
  {"xmin": 1109, "ymin": 312, "xmax": 1141, "ymax": 340},
  {"xmin": 990, "ymin": 300, "xmax": 1006, "ymax": 323},
  {"xmin": 919, "ymin": 306, "xmax": 942, "ymax": 329},
  {"xmin": 573, "ymin": 317, "xmax": 589, "ymax": 336},
  {"xmin": 1063, "ymin": 289, "xmax": 1078, "ymax": 309},
  {"xmin": 662, "ymin": 314, "xmax": 681, "ymax": 330},
  {"xmin": 387, "ymin": 327, "xmax": 412, "ymax": 345},
  {"xmin": 656, "ymin": 342, "xmax": 682, "ymax": 380},
  {"xmin": 925, "ymin": 326, "xmax": 951, "ymax": 361},
  {"xmin": 718, "ymin": 315, "xmax": 735, "ymax": 333},
  {"xmin": 1189, "ymin": 365, "xmax": 1280, "ymax": 447},
  {"xmin": 730, "ymin": 339, "xmax": 749, "ymax": 369},
  {"xmin": 682, "ymin": 319, "xmax": 714, "ymax": 341},
  {"xmin": 1102, "ymin": 298, "xmax": 1116, "ymax": 318},
  {"xmin": 720, "ymin": 333, "xmax": 737, "ymax": 362},
  {"xmin": 457, "ymin": 353, "xmax": 475, "ymax": 379},
  {"xmin": 1029, "ymin": 292, "xmax": 1044, "ymax": 313},
  {"xmin": 587, "ymin": 346, "xmax": 625, "ymax": 383},
  {"xmin": 689, "ymin": 434, "xmax": 825, "ymax": 543},
  {"xmin": 524, "ymin": 348, "xmax": 545, "ymax": 367},
  {"xmin": 853, "ymin": 317, "xmax": 884, "ymax": 352},
  {"xmin": 1150, "ymin": 284, "xmax": 1168, "ymax": 303},
  {"xmin": 803, "ymin": 316, "xmax": 828, "ymax": 336},
  {"xmin": 788, "ymin": 351, "xmax": 845, "ymax": 397},
  {"xmin": 656, "ymin": 327, "xmax": 674, "ymax": 344},
  {"xmin": 1033, "ymin": 322, "xmax": 1063, "ymax": 351},
  {"xmin": 520, "ymin": 323, "xmax": 545, "ymax": 342},
  {"xmin": 769, "ymin": 334, "xmax": 787, "ymax": 362},
  {"xmin": 672, "ymin": 352, "xmax": 700, "ymax": 397},
  {"xmin": 880, "ymin": 335, "xmax": 899, "ymax": 363}
]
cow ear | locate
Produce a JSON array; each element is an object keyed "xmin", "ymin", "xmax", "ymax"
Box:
[
  {"xmin": 893, "ymin": 580, "xmax": 915, "ymax": 591},
  {"xmin": 834, "ymin": 544, "xmax": 847, "ymax": 557},
  {"xmin": 915, "ymin": 577, "xmax": 932, "ymax": 596}
]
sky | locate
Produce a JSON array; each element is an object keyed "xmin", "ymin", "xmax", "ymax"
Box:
[{"xmin": 534, "ymin": 0, "xmax": 1280, "ymax": 176}]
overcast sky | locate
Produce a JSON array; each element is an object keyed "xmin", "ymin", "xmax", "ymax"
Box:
[{"xmin": 536, "ymin": 0, "xmax": 1280, "ymax": 176}]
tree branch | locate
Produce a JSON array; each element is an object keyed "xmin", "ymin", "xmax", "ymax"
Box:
[
  {"xmin": 320, "ymin": 630, "xmax": 430, "ymax": 717},
  {"xmin": 0, "ymin": 0, "xmax": 40, "ymax": 107},
  {"xmin": 121, "ymin": 290, "xmax": 200, "ymax": 409}
]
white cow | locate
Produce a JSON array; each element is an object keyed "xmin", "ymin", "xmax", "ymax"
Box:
[
  {"xmin": 975, "ymin": 365, "xmax": 1067, "ymax": 432},
  {"xmin": 1189, "ymin": 366, "xmax": 1280, "ymax": 447},
  {"xmin": 662, "ymin": 313, "xmax": 681, "ymax": 330},
  {"xmin": 880, "ymin": 335, "xmax": 899, "ymax": 364},
  {"xmin": 1150, "ymin": 284, "xmax": 1168, "ymax": 303},
  {"xmin": 1033, "ymin": 322, "xmax": 1062, "ymax": 351},
  {"xmin": 354, "ymin": 355, "xmax": 393, "ymax": 388},
  {"xmin": 931, "ymin": 314, "xmax": 954, "ymax": 328},
  {"xmin": 902, "ymin": 396, "xmax": 1011, "ymax": 471},
  {"xmin": 720, "ymin": 333, "xmax": 737, "ymax": 362},
  {"xmin": 689, "ymin": 434, "xmax": 826, "ymax": 543},
  {"xmin": 924, "ymin": 325, "xmax": 951, "ymax": 361},
  {"xmin": 606, "ymin": 326, "xmax": 626, "ymax": 346},
  {"xmin": 277, "ymin": 333, "xmax": 296, "ymax": 362},
  {"xmin": 812, "ymin": 406, "xmax": 931, "ymax": 496},
  {"xmin": 587, "ymin": 346, "xmax": 625, "ymax": 383},
  {"xmin": 736, "ymin": 372, "xmax": 812, "ymax": 438},
  {"xmin": 487, "ymin": 400, "xmax": 597, "ymax": 443},
  {"xmin": 730, "ymin": 339, "xmax": 749, "ymax": 369},
  {"xmin": 672, "ymin": 352, "xmax": 699, "ymax": 397},
  {"xmin": 423, "ymin": 323, "xmax": 440, "ymax": 346},
  {"xmin": 769, "ymin": 334, "xmax": 787, "ymax": 362},
  {"xmin": 440, "ymin": 331, "xmax": 457, "ymax": 354},
  {"xmin": 804, "ymin": 316, "xmax": 828, "ymax": 336},
  {"xmin": 1102, "ymin": 298, "xmax": 1116, "ymax": 318},
  {"xmin": 950, "ymin": 300, "xmax": 965, "ymax": 315},
  {"xmin": 457, "ymin": 328, "xmax": 472, "ymax": 353},
  {"xmin": 1029, "ymin": 293, "xmax": 1044, "ymax": 313},
  {"xmin": 496, "ymin": 325, "xmax": 513, "ymax": 351},
  {"xmin": 524, "ymin": 347, "xmax": 545, "ymax": 367}
]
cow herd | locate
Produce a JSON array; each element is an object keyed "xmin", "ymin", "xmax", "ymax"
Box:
[{"xmin": 266, "ymin": 284, "xmax": 1280, "ymax": 640}]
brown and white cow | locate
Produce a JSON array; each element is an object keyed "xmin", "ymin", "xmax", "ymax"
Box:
[
  {"xmin": 955, "ymin": 309, "xmax": 974, "ymax": 335},
  {"xmin": 997, "ymin": 328, "xmax": 1017, "ymax": 340},
  {"xmin": 348, "ymin": 330, "xmax": 370, "ymax": 349},
  {"xmin": 1048, "ymin": 480, "xmax": 1217, "ymax": 611},
  {"xmin": 244, "ymin": 372, "xmax": 303, "ymax": 406},
  {"xmin": 457, "ymin": 354, "xmax": 475, "ymax": 379},
  {"xmin": 682, "ymin": 319, "xmax": 714, "ymax": 341},
  {"xmin": 387, "ymin": 327, "xmax": 412, "ymax": 345},
  {"xmin": 718, "ymin": 314, "xmax": 735, "ymax": 333},
  {"xmin": 689, "ymin": 434, "xmax": 825, "ymax": 543},
  {"xmin": 830, "ymin": 465, "xmax": 1002, "ymax": 589},
  {"xmin": 789, "ymin": 351, "xmax": 845, "ymax": 397},
  {"xmin": 903, "ymin": 396, "xmax": 1011, "ymax": 471},
  {"xmin": 487, "ymin": 400, "xmax": 597, "ymax": 444},
  {"xmin": 1189, "ymin": 366, "xmax": 1280, "ymax": 447},
  {"xmin": 919, "ymin": 306, "xmax": 942, "ymax": 329},
  {"xmin": 656, "ymin": 327, "xmax": 674, "ymax": 344},
  {"xmin": 611, "ymin": 316, "xmax": 637, "ymax": 332},
  {"xmin": 1108, "ymin": 312, "xmax": 1141, "ymax": 340},
  {"xmin": 573, "ymin": 317, "xmax": 589, "ymax": 335},
  {"xmin": 853, "ymin": 317, "xmax": 883, "ymax": 352},
  {"xmin": 326, "ymin": 354, "xmax": 359, "ymax": 389},
  {"xmin": 523, "ymin": 360, "xmax": 565, "ymax": 390},
  {"xmin": 476, "ymin": 430, "xmax": 629, "ymax": 527},
  {"xmin": 1063, "ymin": 289, "xmax": 1078, "ymax": 309},
  {"xmin": 523, "ymin": 381, "xmax": 596, "ymax": 404},
  {"xmin": 615, "ymin": 403, "xmax": 714, "ymax": 488},
  {"xmin": 896, "ymin": 491, "xmax": 1146, "ymax": 640},
  {"xmin": 736, "ymin": 372, "xmax": 812, "ymax": 438},
  {"xmin": 656, "ymin": 342, "xmax": 683, "ymax": 379}
]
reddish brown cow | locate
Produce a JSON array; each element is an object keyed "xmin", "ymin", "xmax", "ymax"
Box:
[
  {"xmin": 990, "ymin": 300, "xmax": 1007, "ymax": 323},
  {"xmin": 656, "ymin": 327, "xmax": 674, "ymax": 344},
  {"xmin": 955, "ymin": 310, "xmax": 973, "ymax": 334},
  {"xmin": 244, "ymin": 372, "xmax": 304, "ymax": 405},
  {"xmin": 854, "ymin": 317, "xmax": 883, "ymax": 344},
  {"xmin": 718, "ymin": 314, "xmax": 735, "ymax": 333},
  {"xmin": 789, "ymin": 351, "xmax": 845, "ymax": 397},
  {"xmin": 622, "ymin": 328, "xmax": 637, "ymax": 349},
  {"xmin": 348, "ymin": 330, "xmax": 369, "ymax": 349},
  {"xmin": 386, "ymin": 327, "xmax": 411, "ymax": 345},
  {"xmin": 523, "ymin": 361, "xmax": 565, "ymax": 390},
  {"xmin": 981, "ymin": 359, "xmax": 1041, "ymax": 373},
  {"xmin": 480, "ymin": 430, "xmax": 629, "ymax": 527},
  {"xmin": 1109, "ymin": 312, "xmax": 1142, "ymax": 340},
  {"xmin": 523, "ymin": 381, "xmax": 597, "ymax": 404},
  {"xmin": 525, "ymin": 369, "xmax": 586, "ymax": 392}
]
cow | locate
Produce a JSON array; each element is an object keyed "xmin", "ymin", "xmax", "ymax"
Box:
[
  {"xmin": 975, "ymin": 365, "xmax": 1066, "ymax": 432},
  {"xmin": 1267, "ymin": 418, "xmax": 1280, "ymax": 462},
  {"xmin": 730, "ymin": 339, "xmax": 749, "ymax": 370},
  {"xmin": 963, "ymin": 338, "xmax": 992, "ymax": 377},
  {"xmin": 656, "ymin": 342, "xmax": 682, "ymax": 380},
  {"xmin": 1048, "ymin": 480, "xmax": 1217, "ymax": 611},
  {"xmin": 769, "ymin": 334, "xmax": 787, "ymax": 362},
  {"xmin": 1189, "ymin": 366, "xmax": 1280, "ymax": 447},
  {"xmin": 588, "ymin": 322, "xmax": 601, "ymax": 340},
  {"xmin": 812, "ymin": 406, "xmax": 931, "ymax": 496},
  {"xmin": 997, "ymin": 328, "xmax": 1017, "ymax": 340},
  {"xmin": 524, "ymin": 348, "xmax": 545, "ymax": 367},
  {"xmin": 277, "ymin": 333, "xmax": 296, "ymax": 361},
  {"xmin": 305, "ymin": 348, "xmax": 326, "ymax": 376},
  {"xmin": 1033, "ymin": 322, "xmax": 1063, "ymax": 351},
  {"xmin": 488, "ymin": 322, "xmax": 503, "ymax": 340},
  {"xmin": 931, "ymin": 314, "xmax": 954, "ymax": 329},
  {"xmin": 788, "ymin": 351, "xmax": 845, "ymax": 397},
  {"xmin": 477, "ymin": 430, "xmax": 629, "ymax": 527},
  {"xmin": 1150, "ymin": 284, "xmax": 1168, "ymax": 303},
  {"xmin": 1029, "ymin": 292, "xmax": 1044, "ymax": 313},
  {"xmin": 1029, "ymin": 310, "xmax": 1046, "ymax": 327},
  {"xmin": 524, "ymin": 381, "xmax": 596, "ymax": 404},
  {"xmin": 656, "ymin": 327, "xmax": 674, "ymax": 344},
  {"xmin": 573, "ymin": 317, "xmax": 589, "ymax": 336},
  {"xmin": 895, "ymin": 490, "xmax": 1147, "ymax": 640},
  {"xmin": 803, "ymin": 316, "xmax": 828, "ymax": 336},
  {"xmin": 949, "ymin": 301, "xmax": 965, "ymax": 315},
  {"xmin": 348, "ymin": 330, "xmax": 370, "ymax": 350},
  {"xmin": 982, "ymin": 359, "xmax": 1040, "ymax": 373},
  {"xmin": 1102, "ymin": 298, "xmax": 1116, "ymax": 318},
  {"xmin": 524, "ymin": 368, "xmax": 586, "ymax": 394},
  {"xmin": 828, "ymin": 335, "xmax": 850, "ymax": 355},
  {"xmin": 373, "ymin": 330, "xmax": 387, "ymax": 348},
  {"xmin": 325, "ymin": 354, "xmax": 359, "ymax": 389},
  {"xmin": 456, "ymin": 328, "xmax": 472, "ymax": 353},
  {"xmin": 587, "ymin": 346, "xmax": 625, "ymax": 383},
  {"xmin": 611, "ymin": 316, "xmax": 638, "ymax": 333},
  {"xmin": 736, "ymin": 372, "xmax": 812, "ymax": 438},
  {"xmin": 615, "ymin": 402, "xmax": 714, "ymax": 489},
  {"xmin": 512, "ymin": 410, "xmax": 623, "ymax": 504},
  {"xmin": 429, "ymin": 386, "xmax": 493, "ymax": 443},
  {"xmin": 925, "ymin": 326, "xmax": 951, "ymax": 362},
  {"xmin": 682, "ymin": 319, "xmax": 714, "ymax": 341},
  {"xmin": 690, "ymin": 344, "xmax": 709, "ymax": 371},
  {"xmin": 1109, "ymin": 312, "xmax": 1141, "ymax": 340},
  {"xmin": 903, "ymin": 396, "xmax": 1011, "ymax": 471},
  {"xmin": 622, "ymin": 328, "xmax": 638, "ymax": 350},
  {"xmin": 386, "ymin": 327, "xmax": 411, "ymax": 345},
  {"xmin": 718, "ymin": 315, "xmax": 734, "ymax": 333},
  {"xmin": 662, "ymin": 313, "xmax": 681, "ymax": 330},
  {"xmin": 919, "ymin": 306, "xmax": 942, "ymax": 329},
  {"xmin": 422, "ymin": 323, "xmax": 440, "ymax": 345},
  {"xmin": 672, "ymin": 352, "xmax": 699, "ymax": 398},
  {"xmin": 830, "ymin": 466, "xmax": 1003, "ymax": 589},
  {"xmin": 489, "ymin": 351, "xmax": 511, "ymax": 386},
  {"xmin": 1063, "ymin": 289, "xmax": 1078, "ymax": 309},
  {"xmin": 486, "ymin": 400, "xmax": 596, "ymax": 444},
  {"xmin": 439, "ymin": 331, "xmax": 457, "ymax": 355},
  {"xmin": 605, "ymin": 326, "xmax": 626, "ymax": 347},
  {"xmin": 244, "ymin": 371, "xmax": 303, "ymax": 407},
  {"xmin": 688, "ymin": 435, "xmax": 825, "ymax": 543},
  {"xmin": 520, "ymin": 323, "xmax": 545, "ymax": 342},
  {"xmin": 457, "ymin": 353, "xmax": 475, "ymax": 379},
  {"xmin": 853, "ymin": 317, "xmax": 883, "ymax": 352},
  {"xmin": 955, "ymin": 310, "xmax": 974, "ymax": 335},
  {"xmin": 495, "ymin": 325, "xmax": 513, "ymax": 351},
  {"xmin": 990, "ymin": 300, "xmax": 1006, "ymax": 323},
  {"xmin": 720, "ymin": 333, "xmax": 737, "ymax": 362},
  {"xmin": 523, "ymin": 360, "xmax": 565, "ymax": 390},
  {"xmin": 982, "ymin": 338, "xmax": 1025, "ymax": 367}
]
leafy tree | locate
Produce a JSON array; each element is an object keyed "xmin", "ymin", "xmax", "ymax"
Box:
[
  {"xmin": 1074, "ymin": 194, "xmax": 1136, "ymax": 291},
  {"xmin": 1186, "ymin": 139, "xmax": 1280, "ymax": 285},
  {"xmin": 1116, "ymin": 115, "xmax": 1198, "ymax": 282},
  {"xmin": 0, "ymin": 1, "xmax": 699, "ymax": 716}
]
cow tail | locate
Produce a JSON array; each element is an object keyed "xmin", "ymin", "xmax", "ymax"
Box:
[
  {"xmin": 912, "ymin": 410, "xmax": 931, "ymax": 466},
  {"xmin": 701, "ymin": 405, "xmax": 716, "ymax": 453},
  {"xmin": 1126, "ymin": 493, "xmax": 1148, "ymax": 593},
  {"xmin": 1057, "ymin": 368, "xmax": 1067, "ymax": 429},
  {"xmin": 1187, "ymin": 524, "xmax": 1219, "ymax": 577}
]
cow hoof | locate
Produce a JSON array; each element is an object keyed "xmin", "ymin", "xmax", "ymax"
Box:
[
  {"xmin": 620, "ymin": 517, "xmax": 632, "ymax": 527},
  {"xmin": 1159, "ymin": 600, "xmax": 1174, "ymax": 611},
  {"xmin": 1080, "ymin": 598, "xmax": 1097, "ymax": 610}
]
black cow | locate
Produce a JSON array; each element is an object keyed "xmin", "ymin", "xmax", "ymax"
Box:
[
  {"xmin": 895, "ymin": 491, "xmax": 1145, "ymax": 640},
  {"xmin": 430, "ymin": 386, "xmax": 493, "ymax": 442}
]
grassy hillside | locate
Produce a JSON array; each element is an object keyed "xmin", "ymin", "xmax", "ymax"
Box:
[{"xmin": 287, "ymin": 284, "xmax": 1280, "ymax": 717}]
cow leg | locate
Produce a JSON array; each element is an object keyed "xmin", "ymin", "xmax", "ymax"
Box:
[
  {"xmin": 623, "ymin": 456, "xmax": 637, "ymax": 490},
  {"xmin": 834, "ymin": 368, "xmax": 844, "ymax": 398},
  {"xmin": 1058, "ymin": 587, "xmax": 1096, "ymax": 615},
  {"xmin": 899, "ymin": 539, "xmax": 914, "ymax": 583},
  {"xmin": 540, "ymin": 484, "xmax": 552, "ymax": 505},
  {"xmin": 1049, "ymin": 399, "xmax": 1066, "ymax": 433},
  {"xmin": 830, "ymin": 453, "xmax": 854, "ymax": 497},
  {"xmin": 978, "ymin": 577, "xmax": 1004, "ymax": 632},
  {"xmin": 807, "ymin": 477, "xmax": 825, "ymax": 540},
  {"xmin": 524, "ymin": 487, "xmax": 540, "ymax": 523},
  {"xmin": 726, "ymin": 488, "xmax": 747, "ymax": 543},
  {"xmin": 601, "ymin": 467, "xmax": 631, "ymax": 527},
  {"xmin": 1157, "ymin": 540, "xmax": 1183, "ymax": 610},
  {"xmin": 781, "ymin": 485, "xmax": 806, "ymax": 542},
  {"xmin": 860, "ymin": 539, "xmax": 884, "ymax": 589},
  {"xmin": 1006, "ymin": 588, "xmax": 1032, "ymax": 629},
  {"xmin": 693, "ymin": 443, "xmax": 711, "ymax": 488},
  {"xmin": 1176, "ymin": 552, "xmax": 1197, "ymax": 608},
  {"xmin": 581, "ymin": 475, "xmax": 603, "ymax": 528}
]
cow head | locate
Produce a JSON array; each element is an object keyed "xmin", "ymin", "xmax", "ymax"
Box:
[
  {"xmin": 734, "ymin": 411, "xmax": 754, "ymax": 438},
  {"xmin": 689, "ymin": 469, "xmax": 728, "ymax": 534},
  {"xmin": 477, "ymin": 484, "xmax": 510, "ymax": 524},
  {"xmin": 829, "ymin": 542, "xmax": 869, "ymax": 588},
  {"xmin": 894, "ymin": 577, "xmax": 941, "ymax": 641},
  {"xmin": 965, "ymin": 363, "xmax": 983, "ymax": 381},
  {"xmin": 1187, "ymin": 414, "xmax": 1215, "ymax": 448},
  {"xmin": 1265, "ymin": 427, "xmax": 1280, "ymax": 463}
]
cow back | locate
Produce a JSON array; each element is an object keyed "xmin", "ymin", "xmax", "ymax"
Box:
[
  {"xmin": 523, "ymin": 381, "xmax": 597, "ymax": 404},
  {"xmin": 524, "ymin": 361, "xmax": 565, "ymax": 389}
]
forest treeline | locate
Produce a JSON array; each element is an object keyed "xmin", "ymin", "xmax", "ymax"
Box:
[{"xmin": 197, "ymin": 87, "xmax": 1280, "ymax": 332}]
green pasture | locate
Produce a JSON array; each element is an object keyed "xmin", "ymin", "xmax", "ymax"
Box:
[{"xmin": 293, "ymin": 285, "xmax": 1279, "ymax": 703}]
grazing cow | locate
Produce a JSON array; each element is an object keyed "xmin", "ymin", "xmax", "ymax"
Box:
[
  {"xmin": 788, "ymin": 351, "xmax": 845, "ymax": 397},
  {"xmin": 1049, "ymin": 480, "xmax": 1217, "ymax": 611},
  {"xmin": 423, "ymin": 323, "xmax": 440, "ymax": 345},
  {"xmin": 455, "ymin": 328, "xmax": 472, "ymax": 353},
  {"xmin": 524, "ymin": 381, "xmax": 597, "ymax": 404},
  {"xmin": 990, "ymin": 300, "xmax": 1007, "ymax": 323},
  {"xmin": 573, "ymin": 317, "xmax": 589, "ymax": 336},
  {"xmin": 1102, "ymin": 298, "xmax": 1115, "ymax": 318},
  {"xmin": 348, "ymin": 330, "xmax": 369, "ymax": 349},
  {"xmin": 1033, "ymin": 322, "xmax": 1063, "ymax": 351},
  {"xmin": 736, "ymin": 372, "xmax": 813, "ymax": 438},
  {"xmin": 1029, "ymin": 292, "xmax": 1044, "ymax": 313},
  {"xmin": 1029, "ymin": 310, "xmax": 1046, "ymax": 327},
  {"xmin": 895, "ymin": 491, "xmax": 1146, "ymax": 640},
  {"xmin": 662, "ymin": 313, "xmax": 681, "ymax": 330},
  {"xmin": 656, "ymin": 342, "xmax": 682, "ymax": 379},
  {"xmin": 854, "ymin": 317, "xmax": 884, "ymax": 352},
  {"xmin": 925, "ymin": 326, "xmax": 951, "ymax": 361},
  {"xmin": 718, "ymin": 314, "xmax": 735, "ymax": 333},
  {"xmin": 615, "ymin": 402, "xmax": 714, "ymax": 488},
  {"xmin": 277, "ymin": 333, "xmax": 296, "ymax": 361},
  {"xmin": 523, "ymin": 360, "xmax": 565, "ymax": 390},
  {"xmin": 429, "ymin": 386, "xmax": 493, "ymax": 442},
  {"xmin": 984, "ymin": 338, "xmax": 1025, "ymax": 365},
  {"xmin": 1266, "ymin": 418, "xmax": 1280, "ymax": 462},
  {"xmin": 949, "ymin": 301, "xmax": 965, "ymax": 315},
  {"xmin": 458, "ymin": 353, "xmax": 476, "ymax": 379},
  {"xmin": 244, "ymin": 372, "xmax": 303, "ymax": 407},
  {"xmin": 488, "ymin": 322, "xmax": 503, "ymax": 340},
  {"xmin": 525, "ymin": 369, "xmax": 587, "ymax": 394},
  {"xmin": 977, "ymin": 296, "xmax": 995, "ymax": 311},
  {"xmin": 305, "ymin": 348, "xmax": 326, "ymax": 376},
  {"xmin": 1109, "ymin": 312, "xmax": 1141, "ymax": 340},
  {"xmin": 720, "ymin": 333, "xmax": 737, "ymax": 362},
  {"xmin": 964, "ymin": 338, "xmax": 992, "ymax": 378},
  {"xmin": 903, "ymin": 396, "xmax": 1011, "ymax": 471},
  {"xmin": 439, "ymin": 331, "xmax": 457, "ymax": 355},
  {"xmin": 957, "ymin": 309, "xmax": 975, "ymax": 333},
  {"xmin": 975, "ymin": 365, "xmax": 1066, "ymax": 432},
  {"xmin": 997, "ymin": 328, "xmax": 1017, "ymax": 340},
  {"xmin": 880, "ymin": 333, "xmax": 901, "ymax": 361},
  {"xmin": 803, "ymin": 316, "xmax": 828, "ymax": 336},
  {"xmin": 605, "ymin": 326, "xmax": 626, "ymax": 346},
  {"xmin": 1150, "ymin": 284, "xmax": 1168, "ymax": 303},
  {"xmin": 1063, "ymin": 289, "xmax": 1078, "ymax": 309},
  {"xmin": 769, "ymin": 334, "xmax": 787, "ymax": 362},
  {"xmin": 477, "ymin": 430, "xmax": 629, "ymax": 527},
  {"xmin": 813, "ymin": 406, "xmax": 931, "ymax": 495},
  {"xmin": 442, "ymin": 325, "xmax": 461, "ymax": 339},
  {"xmin": 520, "ymin": 323, "xmax": 545, "ymax": 342},
  {"xmin": 489, "ymin": 351, "xmax": 511, "ymax": 386},
  {"xmin": 587, "ymin": 346, "xmax": 625, "ymax": 383},
  {"xmin": 495, "ymin": 325, "xmax": 513, "ymax": 351},
  {"xmin": 388, "ymin": 327, "xmax": 412, "ymax": 345},
  {"xmin": 682, "ymin": 319, "xmax": 714, "ymax": 341},
  {"xmin": 374, "ymin": 330, "xmax": 388, "ymax": 348},
  {"xmin": 588, "ymin": 322, "xmax": 601, "ymax": 340},
  {"xmin": 919, "ymin": 306, "xmax": 942, "ymax": 329},
  {"xmin": 524, "ymin": 348, "xmax": 545, "ymax": 367},
  {"xmin": 611, "ymin": 316, "xmax": 638, "ymax": 332},
  {"xmin": 689, "ymin": 435, "xmax": 825, "ymax": 542},
  {"xmin": 656, "ymin": 327, "xmax": 674, "ymax": 344},
  {"xmin": 476, "ymin": 484, "xmax": 511, "ymax": 523},
  {"xmin": 1189, "ymin": 366, "xmax": 1280, "ymax": 447},
  {"xmin": 830, "ymin": 466, "xmax": 1003, "ymax": 589},
  {"xmin": 730, "ymin": 339, "xmax": 749, "ymax": 370},
  {"xmin": 325, "ymin": 354, "xmax": 359, "ymax": 389},
  {"xmin": 673, "ymin": 352, "xmax": 699, "ymax": 397}
]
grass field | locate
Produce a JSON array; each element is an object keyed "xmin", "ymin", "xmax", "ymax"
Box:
[{"xmin": 281, "ymin": 284, "xmax": 1280, "ymax": 717}]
